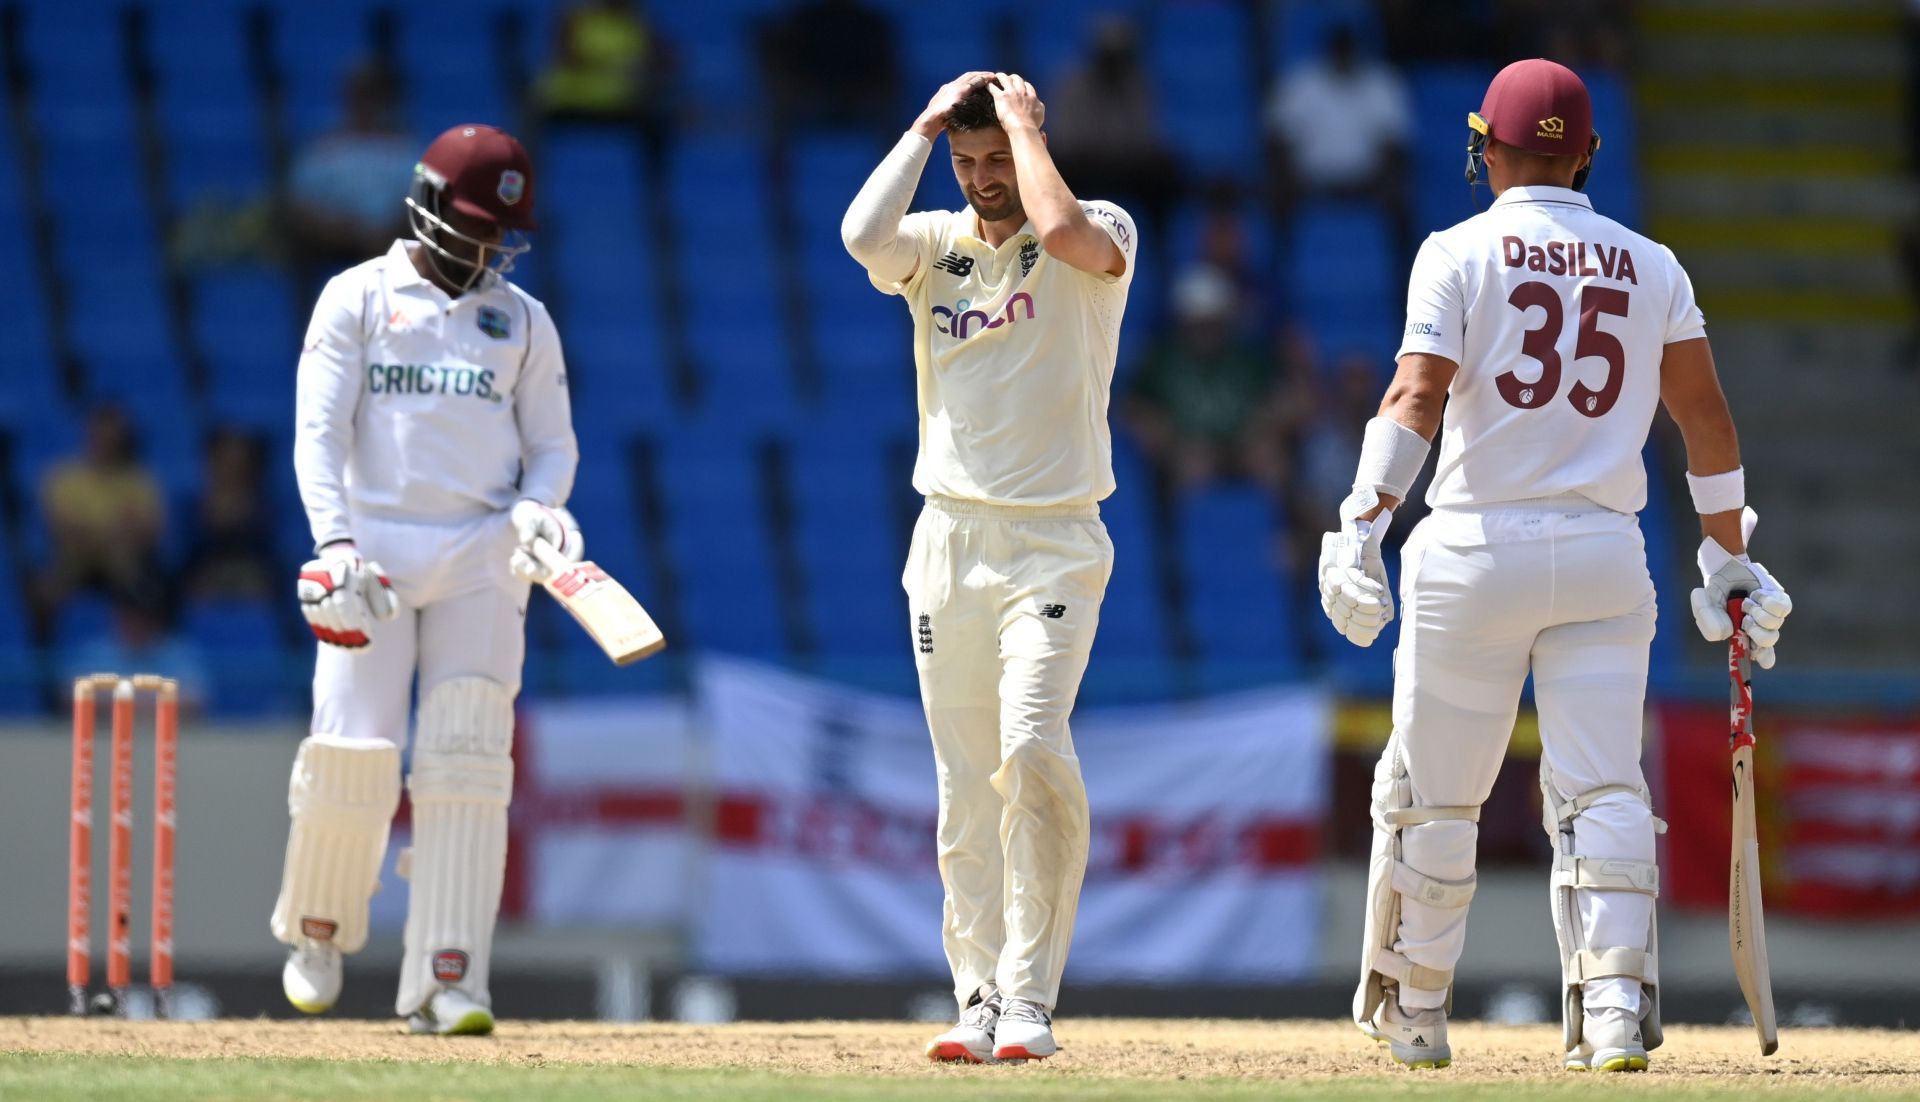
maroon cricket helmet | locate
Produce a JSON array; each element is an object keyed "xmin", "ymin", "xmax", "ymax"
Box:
[
  {"xmin": 1474, "ymin": 59, "xmax": 1593, "ymax": 156},
  {"xmin": 416, "ymin": 124, "xmax": 537, "ymax": 231}
]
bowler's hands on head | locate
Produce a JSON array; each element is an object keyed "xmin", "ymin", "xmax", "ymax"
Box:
[
  {"xmin": 914, "ymin": 71, "xmax": 998, "ymax": 138},
  {"xmin": 987, "ymin": 72, "xmax": 1044, "ymax": 132}
]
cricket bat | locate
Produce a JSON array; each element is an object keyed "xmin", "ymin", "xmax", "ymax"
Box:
[
  {"xmin": 532, "ymin": 538, "xmax": 666, "ymax": 665},
  {"xmin": 1726, "ymin": 592, "xmax": 1779, "ymax": 1056}
]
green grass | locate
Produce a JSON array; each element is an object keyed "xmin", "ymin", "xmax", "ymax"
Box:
[{"xmin": 5, "ymin": 1054, "xmax": 1916, "ymax": 1102}]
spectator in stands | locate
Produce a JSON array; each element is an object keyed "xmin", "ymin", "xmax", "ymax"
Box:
[
  {"xmin": 1123, "ymin": 266, "xmax": 1286, "ymax": 495},
  {"xmin": 534, "ymin": 0, "xmax": 673, "ymax": 163},
  {"xmin": 59, "ymin": 586, "xmax": 208, "ymax": 715},
  {"xmin": 33, "ymin": 407, "xmax": 164, "ymax": 632},
  {"xmin": 285, "ymin": 62, "xmax": 418, "ymax": 292},
  {"xmin": 758, "ymin": 0, "xmax": 900, "ymax": 136},
  {"xmin": 1264, "ymin": 23, "xmax": 1414, "ymax": 258},
  {"xmin": 180, "ymin": 429, "xmax": 277, "ymax": 599},
  {"xmin": 1045, "ymin": 16, "xmax": 1181, "ymax": 238}
]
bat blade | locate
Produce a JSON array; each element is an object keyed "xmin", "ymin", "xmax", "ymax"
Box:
[
  {"xmin": 1729, "ymin": 744, "xmax": 1778, "ymax": 1056},
  {"xmin": 533, "ymin": 539, "xmax": 666, "ymax": 666},
  {"xmin": 1727, "ymin": 595, "xmax": 1778, "ymax": 1056}
]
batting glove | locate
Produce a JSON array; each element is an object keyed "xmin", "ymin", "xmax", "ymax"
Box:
[
  {"xmin": 1318, "ymin": 506, "xmax": 1394, "ymax": 648},
  {"xmin": 509, "ymin": 500, "xmax": 583, "ymax": 584},
  {"xmin": 298, "ymin": 541, "xmax": 400, "ymax": 650},
  {"xmin": 1692, "ymin": 545, "xmax": 1791, "ymax": 670}
]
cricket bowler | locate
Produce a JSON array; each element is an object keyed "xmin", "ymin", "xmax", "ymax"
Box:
[
  {"xmin": 842, "ymin": 72, "xmax": 1137, "ymax": 1063},
  {"xmin": 272, "ymin": 123, "xmax": 584, "ymax": 1035},
  {"xmin": 1320, "ymin": 59, "xmax": 1794, "ymax": 1071}
]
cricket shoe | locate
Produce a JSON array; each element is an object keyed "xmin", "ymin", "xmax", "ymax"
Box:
[
  {"xmin": 1566, "ymin": 1008, "xmax": 1649, "ymax": 1073},
  {"xmin": 926, "ymin": 984, "xmax": 1001, "ymax": 1063},
  {"xmin": 282, "ymin": 941, "xmax": 342, "ymax": 1015},
  {"xmin": 407, "ymin": 987, "xmax": 495, "ymax": 1036},
  {"xmin": 992, "ymin": 997, "xmax": 1056, "ymax": 1062},
  {"xmin": 1366, "ymin": 1000, "xmax": 1451, "ymax": 1069}
]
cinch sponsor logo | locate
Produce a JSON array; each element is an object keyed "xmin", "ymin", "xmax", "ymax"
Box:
[
  {"xmin": 931, "ymin": 292, "xmax": 1037, "ymax": 340},
  {"xmin": 367, "ymin": 363, "xmax": 502, "ymax": 402}
]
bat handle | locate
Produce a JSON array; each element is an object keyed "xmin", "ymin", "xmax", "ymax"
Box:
[
  {"xmin": 1726, "ymin": 587, "xmax": 1750, "ymax": 633},
  {"xmin": 529, "ymin": 537, "xmax": 571, "ymax": 576}
]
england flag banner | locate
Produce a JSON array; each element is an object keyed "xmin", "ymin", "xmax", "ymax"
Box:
[{"xmin": 693, "ymin": 658, "xmax": 1332, "ymax": 983}]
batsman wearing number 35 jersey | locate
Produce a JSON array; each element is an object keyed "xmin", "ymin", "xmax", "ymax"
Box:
[
  {"xmin": 843, "ymin": 72, "xmax": 1136, "ymax": 1064},
  {"xmin": 1321, "ymin": 60, "xmax": 1794, "ymax": 1073},
  {"xmin": 270, "ymin": 124, "xmax": 584, "ymax": 1036}
]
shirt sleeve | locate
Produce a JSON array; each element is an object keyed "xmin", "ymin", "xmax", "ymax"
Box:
[
  {"xmin": 513, "ymin": 297, "xmax": 579, "ymax": 508},
  {"xmin": 1661, "ymin": 245, "xmax": 1707, "ymax": 344},
  {"xmin": 866, "ymin": 211, "xmax": 942, "ymax": 296},
  {"xmin": 292, "ymin": 273, "xmax": 365, "ymax": 550},
  {"xmin": 1396, "ymin": 234, "xmax": 1467, "ymax": 364},
  {"xmin": 1078, "ymin": 199, "xmax": 1139, "ymax": 287}
]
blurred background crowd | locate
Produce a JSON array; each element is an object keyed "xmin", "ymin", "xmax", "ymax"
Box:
[{"xmin": 0, "ymin": 0, "xmax": 1701, "ymax": 715}]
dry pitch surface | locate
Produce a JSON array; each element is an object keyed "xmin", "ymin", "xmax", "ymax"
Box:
[{"xmin": 4, "ymin": 1017, "xmax": 1919, "ymax": 1101}]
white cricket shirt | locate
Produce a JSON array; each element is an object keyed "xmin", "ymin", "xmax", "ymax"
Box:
[
  {"xmin": 868, "ymin": 200, "xmax": 1138, "ymax": 506},
  {"xmin": 1398, "ymin": 185, "xmax": 1705, "ymax": 514},
  {"xmin": 293, "ymin": 241, "xmax": 578, "ymax": 550}
]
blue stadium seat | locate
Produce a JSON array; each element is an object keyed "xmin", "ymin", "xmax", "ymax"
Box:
[
  {"xmin": 1270, "ymin": 0, "xmax": 1383, "ymax": 70},
  {"xmin": 643, "ymin": 0, "xmax": 766, "ymax": 118},
  {"xmin": 53, "ymin": 593, "xmax": 116, "ymax": 652},
  {"xmin": 1098, "ymin": 439, "xmax": 1170, "ymax": 652},
  {"xmin": 272, "ymin": 0, "xmax": 377, "ymax": 140},
  {"xmin": 1149, "ymin": 2, "xmax": 1259, "ymax": 177},
  {"xmin": 194, "ymin": 270, "xmax": 302, "ymax": 429},
  {"xmin": 889, "ymin": 3, "xmax": 994, "ymax": 93},
  {"xmin": 669, "ymin": 139, "xmax": 794, "ymax": 414},
  {"xmin": 396, "ymin": 0, "xmax": 514, "ymax": 134},
  {"xmin": 787, "ymin": 431, "xmax": 906, "ymax": 658},
  {"xmin": 653, "ymin": 426, "xmax": 787, "ymax": 658},
  {"xmin": 1408, "ymin": 65, "xmax": 1498, "ymax": 236},
  {"xmin": 1173, "ymin": 485, "xmax": 1300, "ymax": 684},
  {"xmin": 1287, "ymin": 201, "xmax": 1397, "ymax": 364}
]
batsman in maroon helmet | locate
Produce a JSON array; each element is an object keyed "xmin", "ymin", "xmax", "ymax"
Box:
[
  {"xmin": 1319, "ymin": 60, "xmax": 1794, "ymax": 1072},
  {"xmin": 270, "ymin": 124, "xmax": 585, "ymax": 1035}
]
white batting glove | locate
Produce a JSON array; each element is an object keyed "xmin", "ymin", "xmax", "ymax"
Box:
[
  {"xmin": 509, "ymin": 500, "xmax": 583, "ymax": 584},
  {"xmin": 1318, "ymin": 500, "xmax": 1395, "ymax": 648},
  {"xmin": 1689, "ymin": 508, "xmax": 1791, "ymax": 669},
  {"xmin": 297, "ymin": 541, "xmax": 399, "ymax": 650}
]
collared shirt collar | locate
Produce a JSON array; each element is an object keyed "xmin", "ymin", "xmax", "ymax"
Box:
[
  {"xmin": 384, "ymin": 240, "xmax": 433, "ymax": 290},
  {"xmin": 1491, "ymin": 185, "xmax": 1593, "ymax": 210},
  {"xmin": 961, "ymin": 208, "xmax": 1035, "ymax": 250}
]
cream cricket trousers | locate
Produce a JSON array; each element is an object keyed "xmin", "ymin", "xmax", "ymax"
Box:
[
  {"xmin": 905, "ymin": 494, "xmax": 1113, "ymax": 1011},
  {"xmin": 1387, "ymin": 495, "xmax": 1658, "ymax": 1014}
]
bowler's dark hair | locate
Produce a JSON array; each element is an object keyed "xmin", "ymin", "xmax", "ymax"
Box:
[{"xmin": 945, "ymin": 81, "xmax": 1000, "ymax": 132}]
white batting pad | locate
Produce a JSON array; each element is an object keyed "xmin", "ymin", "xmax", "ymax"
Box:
[
  {"xmin": 1541, "ymin": 765, "xmax": 1665, "ymax": 1056},
  {"xmin": 1354, "ymin": 732, "xmax": 1480, "ymax": 1025},
  {"xmin": 270, "ymin": 735, "xmax": 403, "ymax": 954},
  {"xmin": 396, "ymin": 676, "xmax": 516, "ymax": 1016}
]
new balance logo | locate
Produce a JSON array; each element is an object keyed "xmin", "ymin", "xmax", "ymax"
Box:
[
  {"xmin": 1040, "ymin": 604, "xmax": 1067, "ymax": 619},
  {"xmin": 933, "ymin": 252, "xmax": 975, "ymax": 277}
]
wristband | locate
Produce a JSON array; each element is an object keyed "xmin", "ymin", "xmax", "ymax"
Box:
[{"xmin": 1686, "ymin": 467, "xmax": 1744, "ymax": 516}]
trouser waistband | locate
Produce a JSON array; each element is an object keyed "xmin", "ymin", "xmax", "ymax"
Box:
[{"xmin": 925, "ymin": 494, "xmax": 1100, "ymax": 520}]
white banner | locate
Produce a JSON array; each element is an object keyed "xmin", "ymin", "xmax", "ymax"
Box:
[{"xmin": 693, "ymin": 658, "xmax": 1331, "ymax": 983}]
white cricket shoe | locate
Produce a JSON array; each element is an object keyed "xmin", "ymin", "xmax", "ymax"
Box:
[
  {"xmin": 282, "ymin": 942, "xmax": 342, "ymax": 1015},
  {"xmin": 1567, "ymin": 1008, "xmax": 1649, "ymax": 1073},
  {"xmin": 1365, "ymin": 1000, "xmax": 1451, "ymax": 1069},
  {"xmin": 407, "ymin": 987, "xmax": 495, "ymax": 1036},
  {"xmin": 926, "ymin": 984, "xmax": 1001, "ymax": 1063},
  {"xmin": 992, "ymin": 997, "xmax": 1056, "ymax": 1062}
]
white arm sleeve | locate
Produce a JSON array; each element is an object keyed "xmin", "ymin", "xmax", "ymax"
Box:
[
  {"xmin": 513, "ymin": 298, "xmax": 579, "ymax": 508},
  {"xmin": 841, "ymin": 131, "xmax": 934, "ymax": 286},
  {"xmin": 293, "ymin": 275, "xmax": 365, "ymax": 550}
]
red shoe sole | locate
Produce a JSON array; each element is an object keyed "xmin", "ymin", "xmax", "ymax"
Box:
[
  {"xmin": 927, "ymin": 1041, "xmax": 989, "ymax": 1063},
  {"xmin": 993, "ymin": 1046, "xmax": 1053, "ymax": 1061}
]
